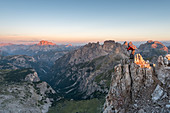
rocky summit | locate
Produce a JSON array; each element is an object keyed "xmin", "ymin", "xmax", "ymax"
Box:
[
  {"xmin": 103, "ymin": 55, "xmax": 170, "ymax": 113},
  {"xmin": 37, "ymin": 40, "xmax": 56, "ymax": 46}
]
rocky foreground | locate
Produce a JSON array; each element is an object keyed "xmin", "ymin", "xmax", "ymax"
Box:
[
  {"xmin": 0, "ymin": 68, "xmax": 58, "ymax": 113},
  {"xmin": 103, "ymin": 55, "xmax": 170, "ymax": 113}
]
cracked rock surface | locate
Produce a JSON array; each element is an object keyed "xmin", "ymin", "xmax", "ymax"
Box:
[{"xmin": 103, "ymin": 56, "xmax": 170, "ymax": 113}]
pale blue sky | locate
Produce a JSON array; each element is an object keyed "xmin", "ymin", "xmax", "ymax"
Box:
[{"xmin": 0, "ymin": 0, "xmax": 170, "ymax": 43}]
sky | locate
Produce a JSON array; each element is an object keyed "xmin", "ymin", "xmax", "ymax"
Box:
[{"xmin": 0, "ymin": 0, "xmax": 170, "ymax": 44}]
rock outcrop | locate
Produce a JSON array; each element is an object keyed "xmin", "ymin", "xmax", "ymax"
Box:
[
  {"xmin": 37, "ymin": 40, "xmax": 56, "ymax": 46},
  {"xmin": 103, "ymin": 56, "xmax": 170, "ymax": 113},
  {"xmin": 134, "ymin": 54, "xmax": 151, "ymax": 68},
  {"xmin": 165, "ymin": 54, "xmax": 170, "ymax": 61},
  {"xmin": 0, "ymin": 68, "xmax": 58, "ymax": 113},
  {"xmin": 25, "ymin": 69, "xmax": 40, "ymax": 82}
]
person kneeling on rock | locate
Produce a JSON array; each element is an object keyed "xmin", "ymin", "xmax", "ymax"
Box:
[{"xmin": 127, "ymin": 44, "xmax": 136, "ymax": 59}]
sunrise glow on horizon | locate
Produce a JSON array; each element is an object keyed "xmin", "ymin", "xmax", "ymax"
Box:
[{"xmin": 0, "ymin": 0, "xmax": 170, "ymax": 44}]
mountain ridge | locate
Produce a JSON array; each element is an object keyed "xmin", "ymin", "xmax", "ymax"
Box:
[{"xmin": 47, "ymin": 40, "xmax": 129, "ymax": 99}]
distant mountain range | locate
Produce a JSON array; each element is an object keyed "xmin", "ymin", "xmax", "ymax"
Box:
[
  {"xmin": 0, "ymin": 40, "xmax": 169, "ymax": 113},
  {"xmin": 0, "ymin": 43, "xmax": 13, "ymax": 47},
  {"xmin": 0, "ymin": 40, "xmax": 80, "ymax": 79}
]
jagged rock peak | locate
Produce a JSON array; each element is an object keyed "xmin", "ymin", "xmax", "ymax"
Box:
[
  {"xmin": 103, "ymin": 40, "xmax": 119, "ymax": 52},
  {"xmin": 103, "ymin": 56, "xmax": 170, "ymax": 113},
  {"xmin": 67, "ymin": 41, "xmax": 107, "ymax": 65},
  {"xmin": 37, "ymin": 40, "xmax": 56, "ymax": 46},
  {"xmin": 86, "ymin": 42, "xmax": 100, "ymax": 47}
]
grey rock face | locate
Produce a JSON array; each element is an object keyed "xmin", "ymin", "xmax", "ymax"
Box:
[
  {"xmin": 156, "ymin": 56, "xmax": 170, "ymax": 85},
  {"xmin": 103, "ymin": 56, "xmax": 170, "ymax": 113},
  {"xmin": 164, "ymin": 56, "xmax": 169, "ymax": 66}
]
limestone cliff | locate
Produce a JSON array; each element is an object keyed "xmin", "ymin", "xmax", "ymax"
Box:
[{"xmin": 103, "ymin": 56, "xmax": 170, "ymax": 113}]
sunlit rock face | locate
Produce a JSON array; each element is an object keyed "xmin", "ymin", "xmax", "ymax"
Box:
[
  {"xmin": 37, "ymin": 40, "xmax": 56, "ymax": 46},
  {"xmin": 103, "ymin": 56, "xmax": 170, "ymax": 113},
  {"xmin": 134, "ymin": 54, "xmax": 151, "ymax": 68},
  {"xmin": 140, "ymin": 40, "xmax": 168, "ymax": 53},
  {"xmin": 165, "ymin": 54, "xmax": 170, "ymax": 61}
]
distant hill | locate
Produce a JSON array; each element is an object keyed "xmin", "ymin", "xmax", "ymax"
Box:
[
  {"xmin": 137, "ymin": 40, "xmax": 168, "ymax": 62},
  {"xmin": 0, "ymin": 43, "xmax": 13, "ymax": 47}
]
